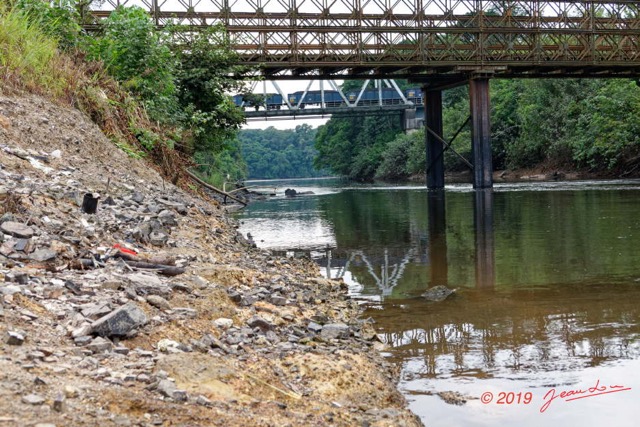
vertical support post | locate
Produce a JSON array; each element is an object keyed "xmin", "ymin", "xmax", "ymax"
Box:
[
  {"xmin": 427, "ymin": 190, "xmax": 448, "ymax": 286},
  {"xmin": 469, "ymin": 76, "xmax": 493, "ymax": 189},
  {"xmin": 425, "ymin": 87, "xmax": 444, "ymax": 189},
  {"xmin": 473, "ymin": 189, "xmax": 495, "ymax": 289}
]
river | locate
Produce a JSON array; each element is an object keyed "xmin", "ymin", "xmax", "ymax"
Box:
[{"xmin": 236, "ymin": 178, "xmax": 640, "ymax": 426}]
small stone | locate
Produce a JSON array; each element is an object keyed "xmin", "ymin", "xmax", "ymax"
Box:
[
  {"xmin": 6, "ymin": 331, "xmax": 25, "ymax": 345},
  {"xmin": 320, "ymin": 323, "xmax": 350, "ymax": 340},
  {"xmin": 29, "ymin": 249, "xmax": 57, "ymax": 262},
  {"xmin": 172, "ymin": 390, "xmax": 188, "ymax": 401},
  {"xmin": 86, "ymin": 336, "xmax": 113, "ymax": 354},
  {"xmin": 307, "ymin": 322, "xmax": 323, "ymax": 334},
  {"xmin": 53, "ymin": 393, "xmax": 65, "ymax": 412},
  {"xmin": 195, "ymin": 395, "xmax": 212, "ymax": 407},
  {"xmin": 270, "ymin": 295, "xmax": 287, "ymax": 306},
  {"xmin": 64, "ymin": 385, "xmax": 81, "ymax": 398},
  {"xmin": 213, "ymin": 318, "xmax": 233, "ymax": 330},
  {"xmin": 22, "ymin": 394, "xmax": 45, "ymax": 405},
  {"xmin": 128, "ymin": 273, "xmax": 171, "ymax": 296},
  {"xmin": 247, "ymin": 316, "xmax": 272, "ymax": 331},
  {"xmin": 157, "ymin": 379, "xmax": 177, "ymax": 398},
  {"xmin": 149, "ymin": 230, "xmax": 169, "ymax": 247},
  {"xmin": 146, "ymin": 295, "xmax": 171, "ymax": 310},
  {"xmin": 113, "ymin": 346, "xmax": 130, "ymax": 355},
  {"xmin": 74, "ymin": 336, "xmax": 92, "ymax": 346},
  {"xmin": 1, "ymin": 221, "xmax": 34, "ymax": 238}
]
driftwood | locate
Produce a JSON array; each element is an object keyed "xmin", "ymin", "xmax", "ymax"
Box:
[{"xmin": 186, "ymin": 169, "xmax": 247, "ymax": 206}]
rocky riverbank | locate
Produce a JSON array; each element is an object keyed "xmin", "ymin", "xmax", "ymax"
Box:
[{"xmin": 0, "ymin": 95, "xmax": 422, "ymax": 427}]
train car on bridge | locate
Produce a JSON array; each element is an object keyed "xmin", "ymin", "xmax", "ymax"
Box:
[
  {"xmin": 288, "ymin": 90, "xmax": 343, "ymax": 108},
  {"xmin": 235, "ymin": 87, "xmax": 424, "ymax": 110},
  {"xmin": 233, "ymin": 93, "xmax": 283, "ymax": 110}
]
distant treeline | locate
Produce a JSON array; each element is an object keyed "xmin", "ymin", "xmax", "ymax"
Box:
[
  {"xmin": 315, "ymin": 79, "xmax": 640, "ymax": 181},
  {"xmin": 238, "ymin": 124, "xmax": 326, "ymax": 179}
]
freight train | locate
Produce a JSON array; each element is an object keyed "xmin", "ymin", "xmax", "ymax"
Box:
[{"xmin": 233, "ymin": 88, "xmax": 423, "ymax": 110}]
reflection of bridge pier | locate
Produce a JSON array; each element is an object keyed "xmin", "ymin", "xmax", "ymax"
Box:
[
  {"xmin": 427, "ymin": 190, "xmax": 495, "ymax": 289},
  {"xmin": 474, "ymin": 190, "xmax": 495, "ymax": 289},
  {"xmin": 427, "ymin": 191, "xmax": 448, "ymax": 287}
]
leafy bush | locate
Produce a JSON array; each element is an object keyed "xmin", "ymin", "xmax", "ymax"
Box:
[{"xmin": 86, "ymin": 6, "xmax": 179, "ymax": 123}]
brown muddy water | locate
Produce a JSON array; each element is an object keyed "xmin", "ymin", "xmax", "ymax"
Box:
[{"xmin": 237, "ymin": 179, "xmax": 640, "ymax": 426}]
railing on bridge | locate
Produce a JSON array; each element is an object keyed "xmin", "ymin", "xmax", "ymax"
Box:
[{"xmin": 90, "ymin": 1, "xmax": 640, "ymax": 79}]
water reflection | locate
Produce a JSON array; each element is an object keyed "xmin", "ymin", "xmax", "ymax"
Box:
[
  {"xmin": 238, "ymin": 181, "xmax": 640, "ymax": 426},
  {"xmin": 473, "ymin": 189, "xmax": 495, "ymax": 289},
  {"xmin": 428, "ymin": 190, "xmax": 448, "ymax": 288}
]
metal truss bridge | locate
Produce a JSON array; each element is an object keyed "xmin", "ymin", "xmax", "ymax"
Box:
[
  {"xmin": 91, "ymin": 1, "xmax": 640, "ymax": 82},
  {"xmin": 88, "ymin": 1, "xmax": 640, "ymax": 190}
]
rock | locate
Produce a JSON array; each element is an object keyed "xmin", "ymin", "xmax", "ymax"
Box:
[
  {"xmin": 437, "ymin": 391, "xmax": 468, "ymax": 405},
  {"xmin": 158, "ymin": 210, "xmax": 177, "ymax": 226},
  {"xmin": 63, "ymin": 385, "xmax": 81, "ymax": 398},
  {"xmin": 29, "ymin": 248, "xmax": 57, "ymax": 262},
  {"xmin": 157, "ymin": 339, "xmax": 183, "ymax": 353},
  {"xmin": 86, "ymin": 336, "xmax": 113, "ymax": 353},
  {"xmin": 91, "ymin": 303, "xmax": 147, "ymax": 337},
  {"xmin": 320, "ymin": 323, "xmax": 350, "ymax": 340},
  {"xmin": 0, "ymin": 221, "xmax": 34, "ymax": 238},
  {"xmin": 421, "ymin": 285, "xmax": 456, "ymax": 302},
  {"xmin": 127, "ymin": 272, "xmax": 171, "ymax": 295},
  {"xmin": 146, "ymin": 295, "xmax": 171, "ymax": 310},
  {"xmin": 213, "ymin": 318, "xmax": 233, "ymax": 330},
  {"xmin": 307, "ymin": 322, "xmax": 323, "ymax": 334},
  {"xmin": 149, "ymin": 230, "xmax": 169, "ymax": 246},
  {"xmin": 195, "ymin": 395, "xmax": 212, "ymax": 407},
  {"xmin": 270, "ymin": 295, "xmax": 287, "ymax": 306},
  {"xmin": 247, "ymin": 316, "xmax": 273, "ymax": 331},
  {"xmin": 157, "ymin": 379, "xmax": 177, "ymax": 398},
  {"xmin": 52, "ymin": 393, "xmax": 65, "ymax": 412},
  {"xmin": 22, "ymin": 394, "xmax": 45, "ymax": 405},
  {"xmin": 6, "ymin": 331, "xmax": 25, "ymax": 345}
]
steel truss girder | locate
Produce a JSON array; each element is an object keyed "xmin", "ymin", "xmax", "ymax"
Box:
[{"xmin": 89, "ymin": 1, "xmax": 640, "ymax": 79}]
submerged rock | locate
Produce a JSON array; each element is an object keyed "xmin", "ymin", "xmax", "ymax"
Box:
[{"xmin": 421, "ymin": 285, "xmax": 456, "ymax": 302}]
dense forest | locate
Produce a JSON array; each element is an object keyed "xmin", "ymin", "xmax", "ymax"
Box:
[
  {"xmin": 316, "ymin": 79, "xmax": 640, "ymax": 182},
  {"xmin": 238, "ymin": 125, "xmax": 324, "ymax": 179}
]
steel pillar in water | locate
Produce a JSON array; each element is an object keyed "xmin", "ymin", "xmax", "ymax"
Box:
[
  {"xmin": 424, "ymin": 88, "xmax": 445, "ymax": 189},
  {"xmin": 469, "ymin": 76, "xmax": 493, "ymax": 189}
]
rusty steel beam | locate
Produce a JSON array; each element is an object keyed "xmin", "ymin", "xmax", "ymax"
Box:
[{"xmin": 88, "ymin": 1, "xmax": 640, "ymax": 79}]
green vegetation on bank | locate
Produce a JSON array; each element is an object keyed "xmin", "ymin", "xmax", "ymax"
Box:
[
  {"xmin": 0, "ymin": 1, "xmax": 247, "ymax": 187},
  {"xmin": 238, "ymin": 125, "xmax": 325, "ymax": 179},
  {"xmin": 316, "ymin": 79, "xmax": 640, "ymax": 182}
]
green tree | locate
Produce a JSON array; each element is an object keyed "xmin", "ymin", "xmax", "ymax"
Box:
[{"xmin": 86, "ymin": 6, "xmax": 179, "ymax": 122}]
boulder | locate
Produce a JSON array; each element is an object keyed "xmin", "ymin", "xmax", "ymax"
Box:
[{"xmin": 90, "ymin": 303, "xmax": 147, "ymax": 337}]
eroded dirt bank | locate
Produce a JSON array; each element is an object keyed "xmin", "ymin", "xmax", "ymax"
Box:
[{"xmin": 0, "ymin": 95, "xmax": 422, "ymax": 427}]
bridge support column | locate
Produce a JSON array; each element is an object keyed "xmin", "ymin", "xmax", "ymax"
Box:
[
  {"xmin": 425, "ymin": 88, "xmax": 445, "ymax": 189},
  {"xmin": 469, "ymin": 76, "xmax": 493, "ymax": 188}
]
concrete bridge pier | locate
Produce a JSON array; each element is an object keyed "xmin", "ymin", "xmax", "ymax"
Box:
[
  {"xmin": 470, "ymin": 75, "xmax": 493, "ymax": 189},
  {"xmin": 424, "ymin": 87, "xmax": 445, "ymax": 189}
]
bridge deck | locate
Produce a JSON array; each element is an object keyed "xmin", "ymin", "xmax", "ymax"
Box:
[{"xmin": 91, "ymin": 1, "xmax": 640, "ymax": 80}]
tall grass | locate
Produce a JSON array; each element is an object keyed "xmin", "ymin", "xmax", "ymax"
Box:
[
  {"xmin": 0, "ymin": 7, "xmax": 69, "ymax": 98},
  {"xmin": 0, "ymin": 4, "xmax": 190, "ymax": 186}
]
